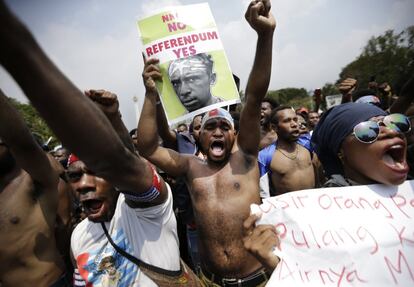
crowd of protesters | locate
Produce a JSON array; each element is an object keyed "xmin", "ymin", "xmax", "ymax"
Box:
[{"xmin": 1, "ymin": 0, "xmax": 413, "ymax": 286}]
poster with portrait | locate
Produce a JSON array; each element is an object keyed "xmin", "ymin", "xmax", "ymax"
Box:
[
  {"xmin": 137, "ymin": 3, "xmax": 240, "ymax": 125},
  {"xmin": 252, "ymin": 181, "xmax": 414, "ymax": 287}
]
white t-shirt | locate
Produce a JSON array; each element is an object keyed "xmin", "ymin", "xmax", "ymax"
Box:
[{"xmin": 71, "ymin": 186, "xmax": 180, "ymax": 287}]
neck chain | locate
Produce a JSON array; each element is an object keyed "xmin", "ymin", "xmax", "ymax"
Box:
[{"xmin": 276, "ymin": 144, "xmax": 299, "ymax": 160}]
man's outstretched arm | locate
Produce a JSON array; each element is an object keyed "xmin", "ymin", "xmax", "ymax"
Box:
[
  {"xmin": 137, "ymin": 57, "xmax": 190, "ymax": 177},
  {"xmin": 155, "ymin": 96, "xmax": 179, "ymax": 149},
  {"xmin": 0, "ymin": 2, "xmax": 157, "ymax": 197},
  {"xmin": 0, "ymin": 89, "xmax": 58, "ymax": 194},
  {"xmin": 238, "ymin": 0, "xmax": 276, "ymax": 157}
]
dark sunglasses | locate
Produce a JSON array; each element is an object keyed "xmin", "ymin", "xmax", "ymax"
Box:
[
  {"xmin": 352, "ymin": 113, "xmax": 411, "ymax": 143},
  {"xmin": 355, "ymin": 95, "xmax": 381, "ymax": 107}
]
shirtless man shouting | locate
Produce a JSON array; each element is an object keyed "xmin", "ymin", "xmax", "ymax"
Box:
[{"xmin": 138, "ymin": 0, "xmax": 278, "ymax": 285}]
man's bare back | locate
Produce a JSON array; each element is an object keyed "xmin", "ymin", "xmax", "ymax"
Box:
[{"xmin": 270, "ymin": 143, "xmax": 315, "ymax": 195}]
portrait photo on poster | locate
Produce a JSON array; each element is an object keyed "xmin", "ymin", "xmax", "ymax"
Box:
[{"xmin": 168, "ymin": 53, "xmax": 223, "ymax": 113}]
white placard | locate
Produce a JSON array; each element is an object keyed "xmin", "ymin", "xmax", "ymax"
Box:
[
  {"xmin": 325, "ymin": 94, "xmax": 343, "ymax": 109},
  {"xmin": 254, "ymin": 181, "xmax": 414, "ymax": 286}
]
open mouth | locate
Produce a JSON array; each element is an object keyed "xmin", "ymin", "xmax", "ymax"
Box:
[
  {"xmin": 81, "ymin": 198, "xmax": 104, "ymax": 215},
  {"xmin": 210, "ymin": 141, "xmax": 225, "ymax": 157},
  {"xmin": 382, "ymin": 144, "xmax": 408, "ymax": 173}
]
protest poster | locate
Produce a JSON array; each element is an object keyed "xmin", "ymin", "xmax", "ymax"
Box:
[
  {"xmin": 137, "ymin": 3, "xmax": 240, "ymax": 125},
  {"xmin": 252, "ymin": 181, "xmax": 414, "ymax": 286},
  {"xmin": 325, "ymin": 94, "xmax": 343, "ymax": 109}
]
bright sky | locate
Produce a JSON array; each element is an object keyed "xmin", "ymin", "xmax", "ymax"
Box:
[{"xmin": 1, "ymin": 0, "xmax": 413, "ymax": 130}]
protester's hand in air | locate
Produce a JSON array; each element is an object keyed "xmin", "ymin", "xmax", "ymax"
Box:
[
  {"xmin": 245, "ymin": 0, "xmax": 276, "ymax": 35},
  {"xmin": 313, "ymin": 88, "xmax": 322, "ymax": 105},
  {"xmin": 338, "ymin": 78, "xmax": 357, "ymax": 103},
  {"xmin": 85, "ymin": 89, "xmax": 119, "ymax": 117},
  {"xmin": 142, "ymin": 55, "xmax": 162, "ymax": 95},
  {"xmin": 338, "ymin": 78, "xmax": 357, "ymax": 95},
  {"xmin": 243, "ymin": 212, "xmax": 280, "ymax": 271}
]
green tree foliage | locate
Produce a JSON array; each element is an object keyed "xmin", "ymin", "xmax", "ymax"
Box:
[
  {"xmin": 267, "ymin": 87, "xmax": 311, "ymax": 109},
  {"xmin": 339, "ymin": 26, "xmax": 414, "ymax": 95},
  {"xmin": 7, "ymin": 97, "xmax": 58, "ymax": 147}
]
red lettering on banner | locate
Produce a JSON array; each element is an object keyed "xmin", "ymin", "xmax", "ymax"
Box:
[
  {"xmin": 146, "ymin": 47, "xmax": 153, "ymax": 57},
  {"xmin": 170, "ymin": 39, "xmax": 178, "ymax": 48},
  {"xmin": 168, "ymin": 22, "xmax": 187, "ymax": 32},
  {"xmin": 164, "ymin": 40, "xmax": 170, "ymax": 49},
  {"xmin": 389, "ymin": 223, "xmax": 414, "ymax": 245},
  {"xmin": 318, "ymin": 194, "xmax": 332, "ymax": 209},
  {"xmin": 291, "ymin": 196, "xmax": 300, "ymax": 209},
  {"xmin": 162, "ymin": 13, "xmax": 176, "ymax": 23},
  {"xmin": 277, "ymin": 259, "xmax": 296, "ymax": 281},
  {"xmin": 188, "ymin": 45, "xmax": 196, "ymax": 55},
  {"xmin": 296, "ymin": 195, "xmax": 309, "ymax": 208},
  {"xmin": 346, "ymin": 269, "xmax": 368, "ymax": 284},
  {"xmin": 356, "ymin": 226, "xmax": 378, "ymax": 254},
  {"xmin": 333, "ymin": 196, "xmax": 344, "ymax": 209},
  {"xmin": 258, "ymin": 201, "xmax": 273, "ymax": 213},
  {"xmin": 330, "ymin": 266, "xmax": 347, "ymax": 286},
  {"xmin": 319, "ymin": 270, "xmax": 334, "ymax": 284},
  {"xmin": 391, "ymin": 194, "xmax": 411, "ymax": 219},
  {"xmin": 335, "ymin": 228, "xmax": 358, "ymax": 244},
  {"xmin": 373, "ymin": 199, "xmax": 394, "ymax": 219},
  {"xmin": 292, "ymin": 230, "xmax": 310, "ymax": 248},
  {"xmin": 177, "ymin": 37, "xmax": 184, "ymax": 46},
  {"xmin": 274, "ymin": 198, "xmax": 289, "ymax": 210},
  {"xmin": 358, "ymin": 197, "xmax": 374, "ymax": 209},
  {"xmin": 153, "ymin": 43, "xmax": 159, "ymax": 54},
  {"xmin": 157, "ymin": 42, "xmax": 164, "ymax": 52},
  {"xmin": 207, "ymin": 31, "xmax": 218, "ymax": 39},
  {"xmin": 308, "ymin": 224, "xmax": 321, "ymax": 248},
  {"xmin": 172, "ymin": 49, "xmax": 181, "ymax": 58},
  {"xmin": 296, "ymin": 263, "xmax": 312, "ymax": 283},
  {"xmin": 322, "ymin": 230, "xmax": 339, "ymax": 246},
  {"xmin": 344, "ymin": 198, "xmax": 360, "ymax": 209},
  {"xmin": 171, "ymin": 46, "xmax": 196, "ymax": 58},
  {"xmin": 384, "ymin": 250, "xmax": 414, "ymax": 284},
  {"xmin": 321, "ymin": 265, "xmax": 367, "ymax": 286}
]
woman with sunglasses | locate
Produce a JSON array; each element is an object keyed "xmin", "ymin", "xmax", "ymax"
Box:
[{"xmin": 312, "ymin": 102, "xmax": 410, "ymax": 186}]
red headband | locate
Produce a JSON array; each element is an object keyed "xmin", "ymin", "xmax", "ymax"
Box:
[{"xmin": 67, "ymin": 154, "xmax": 80, "ymax": 167}]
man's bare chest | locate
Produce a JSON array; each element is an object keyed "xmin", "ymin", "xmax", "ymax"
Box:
[{"xmin": 270, "ymin": 149, "xmax": 313, "ymax": 175}]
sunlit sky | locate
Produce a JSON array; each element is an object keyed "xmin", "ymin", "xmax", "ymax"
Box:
[{"xmin": 1, "ymin": 0, "xmax": 413, "ymax": 129}]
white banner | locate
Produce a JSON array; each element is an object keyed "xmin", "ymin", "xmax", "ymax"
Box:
[
  {"xmin": 254, "ymin": 181, "xmax": 414, "ymax": 286},
  {"xmin": 325, "ymin": 94, "xmax": 343, "ymax": 109}
]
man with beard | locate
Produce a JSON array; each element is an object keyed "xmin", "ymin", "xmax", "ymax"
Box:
[
  {"xmin": 0, "ymin": 90, "xmax": 71, "ymax": 286},
  {"xmin": 259, "ymin": 106, "xmax": 316, "ymax": 195},
  {"xmin": 138, "ymin": 0, "xmax": 279, "ymax": 285},
  {"xmin": 259, "ymin": 97, "xmax": 279, "ymax": 149}
]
